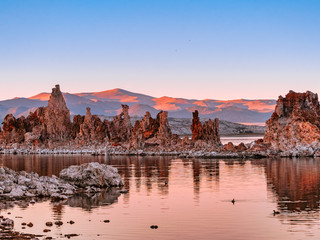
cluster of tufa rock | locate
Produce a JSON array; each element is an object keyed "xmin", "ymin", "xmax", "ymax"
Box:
[
  {"xmin": 0, "ymin": 85, "xmax": 319, "ymax": 157},
  {"xmin": 0, "ymin": 84, "xmax": 222, "ymax": 152},
  {"xmin": 0, "ymin": 162, "xmax": 123, "ymax": 200},
  {"xmin": 264, "ymin": 91, "xmax": 320, "ymax": 157}
]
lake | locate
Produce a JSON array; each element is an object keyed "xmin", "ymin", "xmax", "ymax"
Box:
[{"xmin": 1, "ymin": 155, "xmax": 320, "ymax": 240}]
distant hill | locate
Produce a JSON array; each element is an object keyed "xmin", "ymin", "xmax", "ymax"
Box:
[{"xmin": 0, "ymin": 88, "xmax": 276, "ymax": 124}]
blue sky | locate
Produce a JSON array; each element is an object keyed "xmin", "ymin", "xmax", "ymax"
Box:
[{"xmin": 0, "ymin": 0, "xmax": 319, "ymax": 100}]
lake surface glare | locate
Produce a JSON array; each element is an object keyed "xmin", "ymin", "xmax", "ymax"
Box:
[{"xmin": 1, "ymin": 155, "xmax": 320, "ymax": 240}]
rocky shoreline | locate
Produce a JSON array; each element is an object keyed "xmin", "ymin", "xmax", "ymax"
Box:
[
  {"xmin": 0, "ymin": 162, "xmax": 123, "ymax": 201},
  {"xmin": 0, "ymin": 162, "xmax": 124, "ymax": 239},
  {"xmin": 0, "ymin": 85, "xmax": 319, "ymax": 158},
  {"xmin": 1, "ymin": 139, "xmax": 319, "ymax": 158}
]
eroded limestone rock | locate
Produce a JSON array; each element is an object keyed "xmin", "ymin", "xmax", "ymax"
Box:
[
  {"xmin": 130, "ymin": 111, "xmax": 173, "ymax": 148},
  {"xmin": 45, "ymin": 85, "xmax": 72, "ymax": 142},
  {"xmin": 76, "ymin": 108, "xmax": 108, "ymax": 144},
  {"xmin": 191, "ymin": 110, "xmax": 221, "ymax": 145},
  {"xmin": 108, "ymin": 105, "xmax": 132, "ymax": 143},
  {"xmin": 59, "ymin": 162, "xmax": 123, "ymax": 188},
  {"xmin": 0, "ymin": 162, "xmax": 123, "ymax": 200},
  {"xmin": 1, "ymin": 114, "xmax": 27, "ymax": 143},
  {"xmin": 264, "ymin": 91, "xmax": 320, "ymax": 156}
]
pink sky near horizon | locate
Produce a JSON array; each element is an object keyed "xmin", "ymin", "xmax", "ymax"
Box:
[{"xmin": 1, "ymin": 82, "xmax": 319, "ymax": 101}]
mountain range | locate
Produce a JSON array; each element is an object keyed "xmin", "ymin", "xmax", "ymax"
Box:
[{"xmin": 0, "ymin": 88, "xmax": 276, "ymax": 124}]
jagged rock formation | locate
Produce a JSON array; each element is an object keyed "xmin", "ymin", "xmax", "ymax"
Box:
[
  {"xmin": 130, "ymin": 111, "xmax": 173, "ymax": 149},
  {"xmin": 23, "ymin": 107, "xmax": 47, "ymax": 146},
  {"xmin": 0, "ymin": 87, "xmax": 176, "ymax": 150},
  {"xmin": 223, "ymin": 142, "xmax": 247, "ymax": 152},
  {"xmin": 264, "ymin": 90, "xmax": 320, "ymax": 156},
  {"xmin": 45, "ymin": 85, "xmax": 72, "ymax": 141},
  {"xmin": 0, "ymin": 85, "xmax": 72, "ymax": 148},
  {"xmin": 191, "ymin": 110, "xmax": 202, "ymax": 141},
  {"xmin": 108, "ymin": 105, "xmax": 132, "ymax": 143},
  {"xmin": 191, "ymin": 110, "xmax": 221, "ymax": 145},
  {"xmin": 1, "ymin": 114, "xmax": 27, "ymax": 144},
  {"xmin": 140, "ymin": 111, "xmax": 160, "ymax": 139},
  {"xmin": 72, "ymin": 114, "xmax": 85, "ymax": 139},
  {"xmin": 156, "ymin": 111, "xmax": 172, "ymax": 140},
  {"xmin": 131, "ymin": 121, "xmax": 145, "ymax": 149},
  {"xmin": 76, "ymin": 107, "xmax": 108, "ymax": 144}
]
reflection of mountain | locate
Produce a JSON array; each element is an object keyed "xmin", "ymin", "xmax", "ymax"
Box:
[
  {"xmin": 65, "ymin": 189, "xmax": 121, "ymax": 211},
  {"xmin": 265, "ymin": 158, "xmax": 320, "ymax": 211},
  {"xmin": 0, "ymin": 88, "xmax": 276, "ymax": 123}
]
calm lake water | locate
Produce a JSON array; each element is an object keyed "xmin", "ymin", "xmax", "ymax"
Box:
[
  {"xmin": 1, "ymin": 155, "xmax": 320, "ymax": 240},
  {"xmin": 220, "ymin": 135, "xmax": 263, "ymax": 145}
]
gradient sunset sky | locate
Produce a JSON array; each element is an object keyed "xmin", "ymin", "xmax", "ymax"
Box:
[{"xmin": 0, "ymin": 0, "xmax": 319, "ymax": 100}]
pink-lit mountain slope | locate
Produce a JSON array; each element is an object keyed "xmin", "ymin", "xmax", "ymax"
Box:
[{"xmin": 0, "ymin": 88, "xmax": 276, "ymax": 124}]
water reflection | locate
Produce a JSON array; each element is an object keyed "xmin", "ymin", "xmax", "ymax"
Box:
[
  {"xmin": 65, "ymin": 189, "xmax": 121, "ymax": 211},
  {"xmin": 259, "ymin": 158, "xmax": 320, "ymax": 236},
  {"xmin": 108, "ymin": 156, "xmax": 220, "ymax": 200},
  {"xmin": 2, "ymin": 154, "xmax": 320, "ymax": 214},
  {"xmin": 2, "ymin": 155, "xmax": 320, "ymax": 239},
  {"xmin": 263, "ymin": 158, "xmax": 320, "ymax": 212},
  {"xmin": 0, "ymin": 154, "xmax": 108, "ymax": 176},
  {"xmin": 0, "ymin": 155, "xmax": 221, "ymax": 208}
]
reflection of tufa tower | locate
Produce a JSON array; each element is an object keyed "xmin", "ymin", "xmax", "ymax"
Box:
[
  {"xmin": 191, "ymin": 159, "xmax": 220, "ymax": 203},
  {"xmin": 265, "ymin": 158, "xmax": 320, "ymax": 211}
]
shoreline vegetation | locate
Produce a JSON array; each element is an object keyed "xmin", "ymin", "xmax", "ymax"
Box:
[{"xmin": 0, "ymin": 85, "xmax": 319, "ymax": 158}]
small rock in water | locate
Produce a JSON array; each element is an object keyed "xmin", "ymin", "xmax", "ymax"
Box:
[
  {"xmin": 46, "ymin": 222, "xmax": 53, "ymax": 227},
  {"xmin": 68, "ymin": 220, "xmax": 75, "ymax": 224},
  {"xmin": 65, "ymin": 233, "xmax": 79, "ymax": 238},
  {"xmin": 27, "ymin": 222, "xmax": 33, "ymax": 227},
  {"xmin": 150, "ymin": 225, "xmax": 158, "ymax": 229},
  {"xmin": 103, "ymin": 220, "xmax": 110, "ymax": 223},
  {"xmin": 54, "ymin": 220, "xmax": 63, "ymax": 226},
  {"xmin": 43, "ymin": 229, "xmax": 51, "ymax": 232}
]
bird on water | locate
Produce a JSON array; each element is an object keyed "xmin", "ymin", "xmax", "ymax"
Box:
[{"xmin": 273, "ymin": 210, "xmax": 280, "ymax": 215}]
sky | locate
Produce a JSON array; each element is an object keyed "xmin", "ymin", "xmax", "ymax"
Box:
[{"xmin": 0, "ymin": 0, "xmax": 319, "ymax": 100}]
